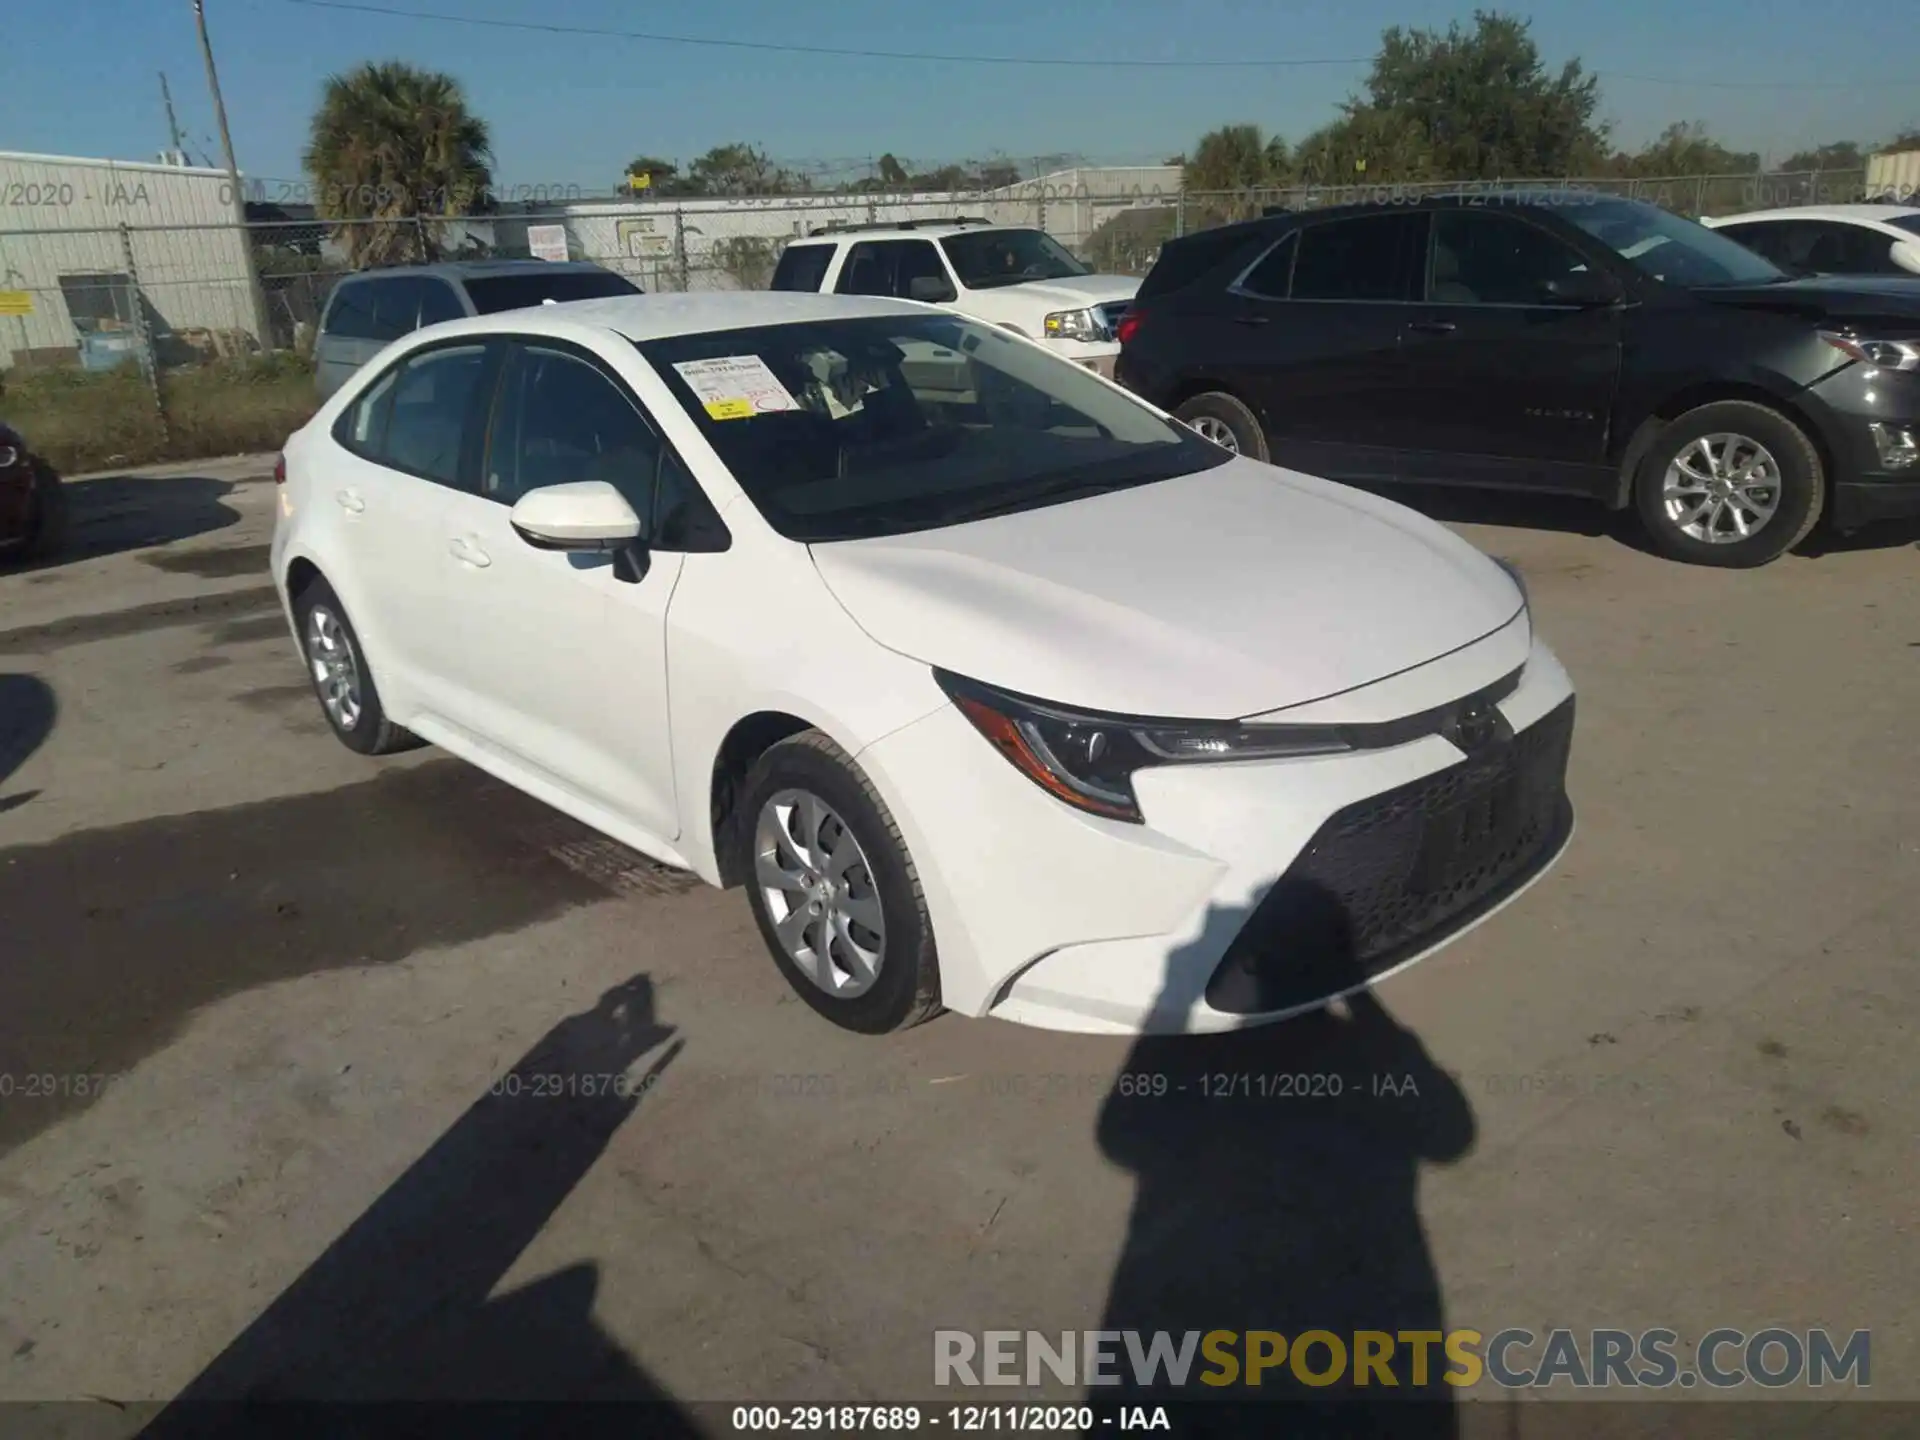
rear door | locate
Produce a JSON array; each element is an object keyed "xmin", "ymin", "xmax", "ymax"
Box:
[
  {"xmin": 1216, "ymin": 211, "xmax": 1423, "ymax": 478},
  {"xmin": 1394, "ymin": 207, "xmax": 1622, "ymax": 489}
]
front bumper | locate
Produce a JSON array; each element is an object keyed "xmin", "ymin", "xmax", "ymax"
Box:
[
  {"xmin": 1045, "ymin": 337, "xmax": 1120, "ymax": 379},
  {"xmin": 1802, "ymin": 366, "xmax": 1920, "ymax": 529},
  {"xmin": 855, "ymin": 627, "xmax": 1577, "ymax": 1035}
]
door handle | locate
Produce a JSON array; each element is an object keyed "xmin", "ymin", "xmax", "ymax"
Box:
[
  {"xmin": 448, "ymin": 536, "xmax": 492, "ymax": 569},
  {"xmin": 1231, "ymin": 314, "xmax": 1270, "ymax": 327},
  {"xmin": 335, "ymin": 489, "xmax": 365, "ymax": 513},
  {"xmin": 1408, "ymin": 320, "xmax": 1458, "ymax": 335}
]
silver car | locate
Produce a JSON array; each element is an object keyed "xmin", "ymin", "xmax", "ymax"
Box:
[{"xmin": 312, "ymin": 260, "xmax": 644, "ymax": 400}]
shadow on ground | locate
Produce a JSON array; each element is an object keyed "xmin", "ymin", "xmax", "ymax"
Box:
[
  {"xmin": 0, "ymin": 672, "xmax": 56, "ymax": 813},
  {"xmin": 134, "ymin": 973, "xmax": 701, "ymax": 1436},
  {"xmin": 1, "ymin": 474, "xmax": 242, "ymax": 575},
  {"xmin": 1087, "ymin": 894, "xmax": 1476, "ymax": 1438}
]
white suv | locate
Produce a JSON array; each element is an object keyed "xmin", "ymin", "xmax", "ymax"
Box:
[{"xmin": 769, "ymin": 219, "xmax": 1139, "ymax": 377}]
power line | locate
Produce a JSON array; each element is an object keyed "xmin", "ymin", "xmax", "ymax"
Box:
[
  {"xmin": 274, "ymin": 0, "xmax": 1897, "ymax": 91},
  {"xmin": 275, "ymin": 0, "xmax": 1373, "ymax": 69}
]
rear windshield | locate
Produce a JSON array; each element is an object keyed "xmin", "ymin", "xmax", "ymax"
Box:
[
  {"xmin": 771, "ymin": 244, "xmax": 835, "ymax": 292},
  {"xmin": 1137, "ymin": 227, "xmax": 1269, "ymax": 300},
  {"xmin": 636, "ymin": 313, "xmax": 1227, "ymax": 543},
  {"xmin": 461, "ymin": 270, "xmax": 642, "ymax": 313}
]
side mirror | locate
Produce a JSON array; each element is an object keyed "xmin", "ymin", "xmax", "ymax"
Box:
[
  {"xmin": 1892, "ymin": 239, "xmax": 1920, "ymax": 275},
  {"xmin": 509, "ymin": 481, "xmax": 643, "ymax": 552},
  {"xmin": 908, "ymin": 275, "xmax": 957, "ymax": 304},
  {"xmin": 1540, "ymin": 271, "xmax": 1620, "ymax": 307}
]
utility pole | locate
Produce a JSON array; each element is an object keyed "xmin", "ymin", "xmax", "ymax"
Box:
[
  {"xmin": 159, "ymin": 72, "xmax": 186, "ymax": 161},
  {"xmin": 193, "ymin": 0, "xmax": 274, "ymax": 350}
]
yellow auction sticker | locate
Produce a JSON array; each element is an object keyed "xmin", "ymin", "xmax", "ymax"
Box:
[{"xmin": 704, "ymin": 398, "xmax": 755, "ymax": 420}]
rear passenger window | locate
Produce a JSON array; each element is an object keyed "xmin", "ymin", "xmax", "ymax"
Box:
[
  {"xmin": 322, "ymin": 282, "xmax": 379, "ymax": 340},
  {"xmin": 418, "ymin": 279, "xmax": 465, "ymax": 326},
  {"xmin": 340, "ymin": 366, "xmax": 399, "ymax": 454},
  {"xmin": 1138, "ymin": 227, "xmax": 1268, "ymax": 300},
  {"xmin": 381, "ymin": 344, "xmax": 490, "ymax": 486},
  {"xmin": 771, "ymin": 244, "xmax": 834, "ymax": 292},
  {"xmin": 1291, "ymin": 214, "xmax": 1422, "ymax": 302},
  {"xmin": 367, "ymin": 278, "xmax": 425, "ymax": 340},
  {"xmin": 1235, "ymin": 232, "xmax": 1298, "ymax": 299}
]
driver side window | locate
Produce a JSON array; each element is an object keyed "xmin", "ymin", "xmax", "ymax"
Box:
[{"xmin": 483, "ymin": 345, "xmax": 660, "ymax": 517}]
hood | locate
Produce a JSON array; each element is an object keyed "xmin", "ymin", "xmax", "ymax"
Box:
[
  {"xmin": 1696, "ymin": 274, "xmax": 1920, "ymax": 323},
  {"xmin": 984, "ymin": 274, "xmax": 1140, "ymax": 309},
  {"xmin": 808, "ymin": 458, "xmax": 1524, "ymax": 720}
]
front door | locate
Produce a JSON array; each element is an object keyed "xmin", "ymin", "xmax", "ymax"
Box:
[
  {"xmin": 433, "ymin": 339, "xmax": 683, "ymax": 840},
  {"xmin": 1394, "ymin": 207, "xmax": 1622, "ymax": 489}
]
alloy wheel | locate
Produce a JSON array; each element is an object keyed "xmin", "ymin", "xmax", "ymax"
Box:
[
  {"xmin": 305, "ymin": 604, "xmax": 363, "ymax": 732},
  {"xmin": 1661, "ymin": 432, "xmax": 1782, "ymax": 544},
  {"xmin": 1187, "ymin": 415, "xmax": 1240, "ymax": 453},
  {"xmin": 754, "ymin": 789, "xmax": 887, "ymax": 998}
]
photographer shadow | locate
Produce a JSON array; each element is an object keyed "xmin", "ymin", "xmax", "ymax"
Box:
[
  {"xmin": 136, "ymin": 973, "xmax": 698, "ymax": 1438},
  {"xmin": 1090, "ymin": 885, "xmax": 1476, "ymax": 1438}
]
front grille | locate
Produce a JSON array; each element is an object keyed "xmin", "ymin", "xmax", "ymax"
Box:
[{"xmin": 1206, "ymin": 698, "xmax": 1575, "ymax": 1015}]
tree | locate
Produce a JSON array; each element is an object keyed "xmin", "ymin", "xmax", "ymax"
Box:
[
  {"xmin": 624, "ymin": 155, "xmax": 678, "ymax": 192},
  {"xmin": 1879, "ymin": 128, "xmax": 1920, "ymax": 154},
  {"xmin": 1614, "ymin": 121, "xmax": 1759, "ymax": 177},
  {"xmin": 713, "ymin": 235, "xmax": 779, "ymax": 289},
  {"xmin": 1776, "ymin": 140, "xmax": 1862, "ymax": 174},
  {"xmin": 1353, "ymin": 11, "xmax": 1607, "ymax": 178},
  {"xmin": 303, "ymin": 61, "xmax": 492, "ymax": 267},
  {"xmin": 1293, "ymin": 105, "xmax": 1440, "ymax": 184},
  {"xmin": 1183, "ymin": 124, "xmax": 1285, "ymax": 193},
  {"xmin": 876, "ymin": 153, "xmax": 909, "ymax": 187},
  {"xmin": 685, "ymin": 143, "xmax": 796, "ymax": 196}
]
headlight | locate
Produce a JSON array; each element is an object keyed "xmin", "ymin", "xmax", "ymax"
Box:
[
  {"xmin": 1043, "ymin": 308, "xmax": 1103, "ymax": 342},
  {"xmin": 1820, "ymin": 330, "xmax": 1920, "ymax": 371},
  {"xmin": 935, "ymin": 670, "xmax": 1350, "ymax": 823}
]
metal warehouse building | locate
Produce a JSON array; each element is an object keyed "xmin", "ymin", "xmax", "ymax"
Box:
[{"xmin": 0, "ymin": 150, "xmax": 262, "ymax": 371}]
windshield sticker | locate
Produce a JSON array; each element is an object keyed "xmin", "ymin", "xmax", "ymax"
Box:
[{"xmin": 672, "ymin": 355, "xmax": 801, "ymax": 421}]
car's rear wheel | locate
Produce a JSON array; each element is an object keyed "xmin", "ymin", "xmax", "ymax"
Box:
[
  {"xmin": 1173, "ymin": 391, "xmax": 1269, "ymax": 461},
  {"xmin": 291, "ymin": 576, "xmax": 421, "ymax": 756},
  {"xmin": 20, "ymin": 462, "xmax": 68, "ymax": 560},
  {"xmin": 1633, "ymin": 401, "xmax": 1824, "ymax": 567},
  {"xmin": 739, "ymin": 731, "xmax": 942, "ymax": 1034}
]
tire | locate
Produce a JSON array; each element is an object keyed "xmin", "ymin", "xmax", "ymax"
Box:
[
  {"xmin": 1632, "ymin": 400, "xmax": 1824, "ymax": 568},
  {"xmin": 290, "ymin": 576, "xmax": 421, "ymax": 756},
  {"xmin": 1173, "ymin": 391, "xmax": 1270, "ymax": 462},
  {"xmin": 737, "ymin": 731, "xmax": 942, "ymax": 1034},
  {"xmin": 20, "ymin": 462, "xmax": 68, "ymax": 561}
]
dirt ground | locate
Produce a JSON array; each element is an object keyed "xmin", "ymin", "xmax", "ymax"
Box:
[{"xmin": 0, "ymin": 457, "xmax": 1914, "ymax": 1434}]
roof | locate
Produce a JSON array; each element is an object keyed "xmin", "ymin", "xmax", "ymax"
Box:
[
  {"xmin": 0, "ymin": 148, "xmax": 234, "ymax": 178},
  {"xmin": 1702, "ymin": 204, "xmax": 1920, "ymax": 227},
  {"xmin": 405, "ymin": 290, "xmax": 927, "ymax": 346},
  {"xmin": 332, "ymin": 259, "xmax": 621, "ymax": 283},
  {"xmin": 797, "ymin": 218, "xmax": 1030, "ymax": 241}
]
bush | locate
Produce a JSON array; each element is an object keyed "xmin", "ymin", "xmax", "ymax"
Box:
[{"xmin": 2, "ymin": 354, "xmax": 320, "ymax": 474}]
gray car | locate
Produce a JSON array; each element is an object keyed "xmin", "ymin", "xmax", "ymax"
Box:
[{"xmin": 312, "ymin": 260, "xmax": 644, "ymax": 399}]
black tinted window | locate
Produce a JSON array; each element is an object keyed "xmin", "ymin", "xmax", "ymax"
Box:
[
  {"xmin": 1236, "ymin": 232, "xmax": 1298, "ymax": 299},
  {"xmin": 418, "ymin": 279, "xmax": 465, "ymax": 325},
  {"xmin": 771, "ymin": 244, "xmax": 834, "ymax": 292},
  {"xmin": 1813, "ymin": 222, "xmax": 1900, "ymax": 274},
  {"xmin": 833, "ymin": 242, "xmax": 896, "ymax": 296},
  {"xmin": 461, "ymin": 269, "xmax": 641, "ymax": 314},
  {"xmin": 1291, "ymin": 214, "xmax": 1421, "ymax": 301},
  {"xmin": 322, "ymin": 281, "xmax": 380, "ymax": 340},
  {"xmin": 483, "ymin": 345, "xmax": 659, "ymax": 513},
  {"xmin": 1429, "ymin": 210, "xmax": 1593, "ymax": 304},
  {"xmin": 1717, "ymin": 222, "xmax": 1792, "ymax": 266},
  {"xmin": 382, "ymin": 344, "xmax": 489, "ymax": 486},
  {"xmin": 1137, "ymin": 227, "xmax": 1267, "ymax": 300},
  {"xmin": 367, "ymin": 278, "xmax": 425, "ymax": 341}
]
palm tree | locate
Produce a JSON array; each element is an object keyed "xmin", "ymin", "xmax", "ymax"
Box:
[{"xmin": 303, "ymin": 61, "xmax": 493, "ymax": 268}]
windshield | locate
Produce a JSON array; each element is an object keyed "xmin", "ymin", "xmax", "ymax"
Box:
[
  {"xmin": 461, "ymin": 269, "xmax": 641, "ymax": 313},
  {"xmin": 637, "ymin": 314, "xmax": 1227, "ymax": 543},
  {"xmin": 940, "ymin": 229, "xmax": 1091, "ymax": 290},
  {"xmin": 1558, "ymin": 199, "xmax": 1788, "ymax": 287}
]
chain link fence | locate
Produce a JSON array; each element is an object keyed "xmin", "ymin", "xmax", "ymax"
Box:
[{"xmin": 0, "ymin": 169, "xmax": 1872, "ymax": 467}]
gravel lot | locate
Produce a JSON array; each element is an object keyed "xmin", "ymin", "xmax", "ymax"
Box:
[{"xmin": 0, "ymin": 458, "xmax": 1914, "ymax": 1433}]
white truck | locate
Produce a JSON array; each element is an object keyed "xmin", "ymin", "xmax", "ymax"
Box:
[{"xmin": 767, "ymin": 218, "xmax": 1140, "ymax": 378}]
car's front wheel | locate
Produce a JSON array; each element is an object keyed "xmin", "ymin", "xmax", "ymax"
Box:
[
  {"xmin": 739, "ymin": 731, "xmax": 942, "ymax": 1033},
  {"xmin": 1633, "ymin": 400, "xmax": 1824, "ymax": 567},
  {"xmin": 292, "ymin": 576, "xmax": 422, "ymax": 756}
]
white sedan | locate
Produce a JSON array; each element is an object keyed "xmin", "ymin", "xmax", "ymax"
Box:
[{"xmin": 270, "ymin": 291, "xmax": 1577, "ymax": 1035}]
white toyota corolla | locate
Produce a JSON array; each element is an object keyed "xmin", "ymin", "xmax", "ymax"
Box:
[{"xmin": 271, "ymin": 291, "xmax": 1576, "ymax": 1035}]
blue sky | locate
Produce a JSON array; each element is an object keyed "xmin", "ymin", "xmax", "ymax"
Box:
[{"xmin": 3, "ymin": 0, "xmax": 1913, "ymax": 190}]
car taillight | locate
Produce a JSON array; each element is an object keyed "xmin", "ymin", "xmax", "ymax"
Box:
[
  {"xmin": 1116, "ymin": 311, "xmax": 1142, "ymax": 346},
  {"xmin": 273, "ymin": 453, "xmax": 286, "ymax": 485}
]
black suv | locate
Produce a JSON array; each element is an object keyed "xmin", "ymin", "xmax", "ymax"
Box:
[{"xmin": 1116, "ymin": 193, "xmax": 1920, "ymax": 566}]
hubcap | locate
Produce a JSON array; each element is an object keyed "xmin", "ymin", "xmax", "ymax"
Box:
[
  {"xmin": 754, "ymin": 789, "xmax": 886, "ymax": 999},
  {"xmin": 1661, "ymin": 432, "xmax": 1782, "ymax": 544},
  {"xmin": 305, "ymin": 605, "xmax": 363, "ymax": 731},
  {"xmin": 1187, "ymin": 415, "xmax": 1240, "ymax": 453}
]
